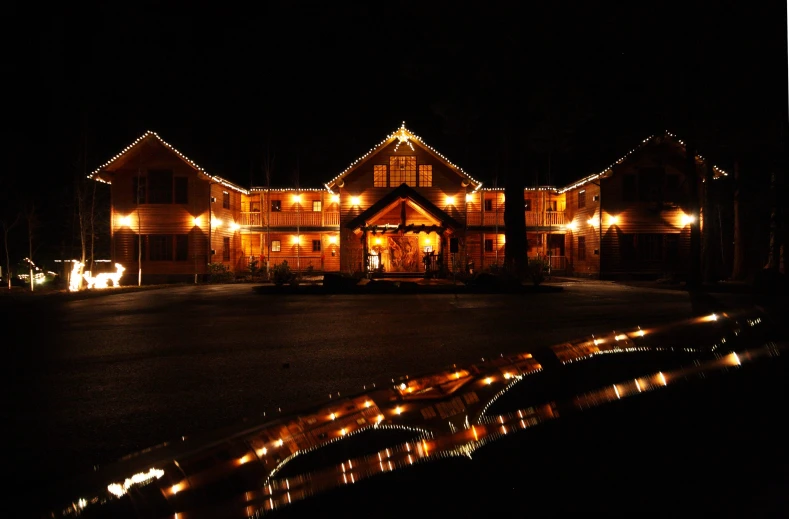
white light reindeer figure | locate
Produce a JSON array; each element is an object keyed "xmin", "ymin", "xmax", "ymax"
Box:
[{"xmin": 70, "ymin": 261, "xmax": 125, "ymax": 291}]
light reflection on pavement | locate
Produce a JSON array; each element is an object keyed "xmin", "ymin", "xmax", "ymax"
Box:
[{"xmin": 49, "ymin": 309, "xmax": 783, "ymax": 518}]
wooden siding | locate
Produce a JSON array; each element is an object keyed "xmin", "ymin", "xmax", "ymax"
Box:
[
  {"xmin": 241, "ymin": 190, "xmax": 340, "ymax": 228},
  {"xmin": 564, "ymin": 181, "xmax": 601, "ymax": 276},
  {"xmin": 563, "ymin": 138, "xmax": 701, "ymax": 277},
  {"xmin": 106, "ymin": 139, "xmax": 245, "ymax": 277}
]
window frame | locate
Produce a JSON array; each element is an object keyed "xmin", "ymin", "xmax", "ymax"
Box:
[
  {"xmin": 418, "ymin": 164, "xmax": 432, "ymax": 187},
  {"xmin": 373, "ymin": 165, "xmax": 388, "ymax": 187},
  {"xmin": 222, "ymin": 236, "xmax": 230, "ymax": 261}
]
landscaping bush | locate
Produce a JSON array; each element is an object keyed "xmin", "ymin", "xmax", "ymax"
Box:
[
  {"xmin": 527, "ymin": 258, "xmax": 548, "ymax": 286},
  {"xmin": 208, "ymin": 262, "xmax": 234, "ymax": 283},
  {"xmin": 271, "ymin": 261, "xmax": 295, "ymax": 286}
]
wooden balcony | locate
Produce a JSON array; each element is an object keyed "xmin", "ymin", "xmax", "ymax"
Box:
[
  {"xmin": 466, "ymin": 211, "xmax": 566, "ymax": 227},
  {"xmin": 239, "ymin": 211, "xmax": 340, "ymax": 228}
]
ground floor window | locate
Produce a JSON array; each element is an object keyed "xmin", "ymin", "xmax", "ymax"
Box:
[
  {"xmin": 577, "ymin": 236, "xmax": 586, "ymax": 260},
  {"xmin": 133, "ymin": 234, "xmax": 189, "ymax": 261},
  {"xmin": 271, "ymin": 240, "xmax": 281, "ymax": 252},
  {"xmin": 223, "ymin": 237, "xmax": 231, "ymax": 261}
]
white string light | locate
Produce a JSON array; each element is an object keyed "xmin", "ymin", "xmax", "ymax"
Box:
[
  {"xmin": 327, "ymin": 121, "xmax": 483, "ymax": 190},
  {"xmin": 558, "ymin": 130, "xmax": 728, "ymax": 194},
  {"xmin": 89, "ymin": 131, "xmax": 249, "ymax": 194}
]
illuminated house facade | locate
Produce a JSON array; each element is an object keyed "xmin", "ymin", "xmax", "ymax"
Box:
[{"xmin": 90, "ymin": 125, "xmax": 725, "ymax": 282}]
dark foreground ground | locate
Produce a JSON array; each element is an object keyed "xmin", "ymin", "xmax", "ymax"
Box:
[
  {"xmin": 272, "ymin": 355, "xmax": 788, "ymax": 518},
  {"xmin": 3, "ymin": 281, "xmax": 776, "ymax": 514}
]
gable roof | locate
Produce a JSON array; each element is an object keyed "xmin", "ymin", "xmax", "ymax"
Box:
[
  {"xmin": 345, "ymin": 183, "xmax": 463, "ymax": 231},
  {"xmin": 558, "ymin": 131, "xmax": 729, "ymax": 193},
  {"xmin": 326, "ymin": 122, "xmax": 483, "ymax": 191},
  {"xmin": 89, "ymin": 131, "xmax": 249, "ymax": 195}
]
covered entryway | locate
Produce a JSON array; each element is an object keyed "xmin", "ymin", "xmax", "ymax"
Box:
[{"xmin": 346, "ymin": 184, "xmax": 461, "ymax": 277}]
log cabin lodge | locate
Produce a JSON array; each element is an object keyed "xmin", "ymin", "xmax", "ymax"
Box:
[{"xmin": 89, "ymin": 123, "xmax": 727, "ymax": 284}]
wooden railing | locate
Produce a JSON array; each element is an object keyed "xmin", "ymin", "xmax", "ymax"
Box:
[
  {"xmin": 239, "ymin": 212, "xmax": 340, "ymax": 227},
  {"xmin": 526, "ymin": 211, "xmax": 566, "ymax": 226},
  {"xmin": 241, "ymin": 255, "xmax": 323, "ymax": 272},
  {"xmin": 466, "ymin": 211, "xmax": 566, "ymax": 227}
]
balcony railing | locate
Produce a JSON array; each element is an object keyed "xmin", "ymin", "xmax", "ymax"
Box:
[
  {"xmin": 239, "ymin": 212, "xmax": 340, "ymax": 227},
  {"xmin": 466, "ymin": 211, "xmax": 565, "ymax": 227}
]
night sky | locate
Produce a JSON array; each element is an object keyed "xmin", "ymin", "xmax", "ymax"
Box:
[{"xmin": 8, "ymin": 3, "xmax": 789, "ymax": 259}]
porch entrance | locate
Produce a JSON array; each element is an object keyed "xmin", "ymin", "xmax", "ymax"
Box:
[{"xmin": 366, "ymin": 231, "xmax": 442, "ymax": 274}]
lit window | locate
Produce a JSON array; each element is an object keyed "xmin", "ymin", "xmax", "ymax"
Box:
[
  {"xmin": 374, "ymin": 165, "xmax": 387, "ymax": 187},
  {"xmin": 389, "ymin": 156, "xmax": 416, "ymax": 186},
  {"xmin": 271, "ymin": 240, "xmax": 281, "ymax": 252},
  {"xmin": 312, "ymin": 200, "xmax": 322, "ymax": 212},
  {"xmin": 418, "ymin": 165, "xmax": 432, "ymax": 187}
]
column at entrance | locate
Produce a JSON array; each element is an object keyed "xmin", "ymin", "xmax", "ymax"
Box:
[{"xmin": 362, "ymin": 229, "xmax": 369, "ymax": 274}]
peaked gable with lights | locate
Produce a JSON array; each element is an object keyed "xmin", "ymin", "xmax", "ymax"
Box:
[
  {"xmin": 559, "ymin": 131, "xmax": 728, "ymax": 194},
  {"xmin": 90, "ymin": 131, "xmax": 248, "ymax": 194},
  {"xmin": 325, "ymin": 123, "xmax": 482, "ymax": 192}
]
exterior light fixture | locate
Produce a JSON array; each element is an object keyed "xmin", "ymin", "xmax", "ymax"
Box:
[{"xmin": 680, "ymin": 213, "xmax": 695, "ymax": 226}]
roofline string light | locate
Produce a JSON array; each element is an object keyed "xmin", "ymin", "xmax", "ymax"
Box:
[
  {"xmin": 557, "ymin": 130, "xmax": 728, "ymax": 194},
  {"xmin": 90, "ymin": 129, "xmax": 727, "ymax": 197},
  {"xmin": 327, "ymin": 121, "xmax": 483, "ymax": 190},
  {"xmin": 89, "ymin": 131, "xmax": 249, "ymax": 195}
]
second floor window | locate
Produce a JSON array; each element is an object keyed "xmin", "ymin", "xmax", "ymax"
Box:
[
  {"xmin": 484, "ymin": 199, "xmax": 493, "ymax": 211},
  {"xmin": 174, "ymin": 177, "xmax": 188, "ymax": 204},
  {"xmin": 389, "ymin": 156, "xmax": 416, "ymax": 186},
  {"xmin": 222, "ymin": 191, "xmax": 230, "ymax": 209},
  {"xmin": 312, "ymin": 200, "xmax": 322, "ymax": 212},
  {"xmin": 271, "ymin": 200, "xmax": 281, "ymax": 212},
  {"xmin": 418, "ymin": 165, "xmax": 432, "ymax": 187},
  {"xmin": 148, "ymin": 170, "xmax": 173, "ymax": 204},
  {"xmin": 578, "ymin": 190, "xmax": 586, "ymax": 208},
  {"xmin": 373, "ymin": 165, "xmax": 387, "ymax": 187}
]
